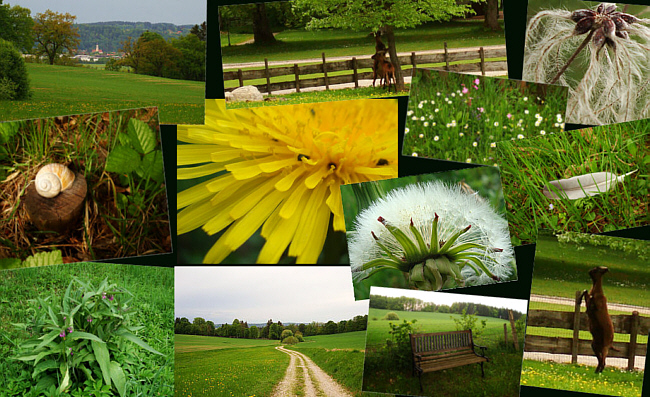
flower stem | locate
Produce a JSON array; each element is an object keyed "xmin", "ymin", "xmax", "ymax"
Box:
[{"xmin": 550, "ymin": 30, "xmax": 595, "ymax": 85}]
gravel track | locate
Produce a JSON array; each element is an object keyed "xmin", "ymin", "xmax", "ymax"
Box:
[{"xmin": 271, "ymin": 346, "xmax": 354, "ymax": 397}]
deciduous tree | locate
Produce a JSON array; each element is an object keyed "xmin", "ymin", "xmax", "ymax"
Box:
[
  {"xmin": 0, "ymin": 2, "xmax": 33, "ymax": 52},
  {"xmin": 33, "ymin": 10, "xmax": 80, "ymax": 65}
]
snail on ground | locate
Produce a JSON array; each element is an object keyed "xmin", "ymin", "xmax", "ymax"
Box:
[{"xmin": 34, "ymin": 163, "xmax": 75, "ymax": 198}]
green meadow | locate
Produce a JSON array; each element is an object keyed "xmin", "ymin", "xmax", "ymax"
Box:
[
  {"xmin": 0, "ymin": 64, "xmax": 205, "ymax": 124},
  {"xmin": 364, "ymin": 308, "xmax": 524, "ymax": 397}
]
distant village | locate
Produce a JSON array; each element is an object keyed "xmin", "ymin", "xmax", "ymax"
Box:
[{"xmin": 72, "ymin": 44, "xmax": 121, "ymax": 63}]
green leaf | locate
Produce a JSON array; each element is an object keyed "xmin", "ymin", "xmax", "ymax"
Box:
[
  {"xmin": 109, "ymin": 361, "xmax": 127, "ymax": 397},
  {"xmin": 136, "ymin": 149, "xmax": 164, "ymax": 183},
  {"xmin": 0, "ymin": 258, "xmax": 21, "ymax": 269},
  {"xmin": 58, "ymin": 363, "xmax": 70, "ymax": 393},
  {"xmin": 35, "ymin": 375, "xmax": 56, "ymax": 391},
  {"xmin": 69, "ymin": 331, "xmax": 105, "ymax": 344},
  {"xmin": 23, "ymin": 250, "xmax": 63, "ymax": 268},
  {"xmin": 32, "ymin": 359, "xmax": 58, "ymax": 379},
  {"xmin": 0, "ymin": 121, "xmax": 21, "ymax": 145},
  {"xmin": 91, "ymin": 340, "xmax": 112, "ymax": 388},
  {"xmin": 127, "ymin": 118, "xmax": 157, "ymax": 154},
  {"xmin": 62, "ymin": 280, "xmax": 73, "ymax": 314},
  {"xmin": 35, "ymin": 329, "xmax": 60, "ymax": 350},
  {"xmin": 115, "ymin": 328, "xmax": 163, "ymax": 355},
  {"xmin": 105, "ymin": 145, "xmax": 141, "ymax": 174},
  {"xmin": 626, "ymin": 139, "xmax": 638, "ymax": 157}
]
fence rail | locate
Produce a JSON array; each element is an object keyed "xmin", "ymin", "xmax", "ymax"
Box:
[
  {"xmin": 525, "ymin": 291, "xmax": 648, "ymax": 370},
  {"xmin": 223, "ymin": 44, "xmax": 507, "ymax": 95}
]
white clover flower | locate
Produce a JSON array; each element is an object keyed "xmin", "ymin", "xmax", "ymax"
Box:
[{"xmin": 349, "ymin": 181, "xmax": 515, "ymax": 290}]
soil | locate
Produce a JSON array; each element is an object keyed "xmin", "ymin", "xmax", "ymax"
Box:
[{"xmin": 271, "ymin": 346, "xmax": 354, "ymax": 397}]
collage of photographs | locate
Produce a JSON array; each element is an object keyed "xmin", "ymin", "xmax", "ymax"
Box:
[{"xmin": 0, "ymin": 0, "xmax": 648, "ymax": 396}]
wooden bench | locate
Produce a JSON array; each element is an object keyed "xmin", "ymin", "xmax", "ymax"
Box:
[{"xmin": 410, "ymin": 330, "xmax": 489, "ymax": 391}]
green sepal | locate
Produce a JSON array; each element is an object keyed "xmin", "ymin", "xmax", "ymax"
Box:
[
  {"xmin": 379, "ymin": 218, "xmax": 420, "ymax": 262},
  {"xmin": 439, "ymin": 225, "xmax": 472, "ymax": 253}
]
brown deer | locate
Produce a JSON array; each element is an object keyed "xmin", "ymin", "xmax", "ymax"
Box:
[
  {"xmin": 581, "ymin": 266, "xmax": 615, "ymax": 373},
  {"xmin": 374, "ymin": 31, "xmax": 387, "ymax": 53},
  {"xmin": 371, "ymin": 49, "xmax": 395, "ymax": 91}
]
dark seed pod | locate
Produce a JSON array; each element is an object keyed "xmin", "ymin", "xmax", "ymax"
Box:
[
  {"xmin": 571, "ymin": 9, "xmax": 596, "ymax": 22},
  {"xmin": 603, "ymin": 3, "xmax": 617, "ymax": 14},
  {"xmin": 574, "ymin": 17, "xmax": 594, "ymax": 35},
  {"xmin": 612, "ymin": 12, "xmax": 638, "ymax": 24},
  {"xmin": 596, "ymin": 3, "xmax": 605, "ymax": 14},
  {"xmin": 605, "ymin": 37, "xmax": 616, "ymax": 50},
  {"xmin": 616, "ymin": 30, "xmax": 629, "ymax": 39},
  {"xmin": 602, "ymin": 19, "xmax": 616, "ymax": 39},
  {"xmin": 611, "ymin": 16, "xmax": 629, "ymax": 32},
  {"xmin": 592, "ymin": 28, "xmax": 606, "ymax": 49}
]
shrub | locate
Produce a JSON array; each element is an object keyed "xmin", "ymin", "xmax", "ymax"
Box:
[
  {"xmin": 11, "ymin": 277, "xmax": 163, "ymax": 396},
  {"xmin": 451, "ymin": 308, "xmax": 487, "ymax": 337},
  {"xmin": 280, "ymin": 329, "xmax": 293, "ymax": 340},
  {"xmin": 282, "ymin": 336, "xmax": 299, "ymax": 345},
  {"xmin": 383, "ymin": 312, "xmax": 400, "ymax": 320},
  {"xmin": 0, "ymin": 39, "xmax": 30, "ymax": 100}
]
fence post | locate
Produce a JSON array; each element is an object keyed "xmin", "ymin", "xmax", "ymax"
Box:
[
  {"xmin": 264, "ymin": 58, "xmax": 271, "ymax": 96},
  {"xmin": 294, "ymin": 63, "xmax": 300, "ymax": 93},
  {"xmin": 508, "ymin": 310, "xmax": 519, "ymax": 350},
  {"xmin": 628, "ymin": 311, "xmax": 640, "ymax": 371},
  {"xmin": 503, "ymin": 323, "xmax": 508, "ymax": 344},
  {"xmin": 322, "ymin": 52, "xmax": 330, "ymax": 90},
  {"xmin": 237, "ymin": 69, "xmax": 244, "ymax": 87},
  {"xmin": 444, "ymin": 42, "xmax": 449, "ymax": 71},
  {"xmin": 572, "ymin": 290, "xmax": 582, "ymax": 364},
  {"xmin": 480, "ymin": 47, "xmax": 486, "ymax": 76},
  {"xmin": 352, "ymin": 57, "xmax": 358, "ymax": 89}
]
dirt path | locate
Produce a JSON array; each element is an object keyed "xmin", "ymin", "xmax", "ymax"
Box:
[{"xmin": 271, "ymin": 346, "xmax": 354, "ymax": 397}]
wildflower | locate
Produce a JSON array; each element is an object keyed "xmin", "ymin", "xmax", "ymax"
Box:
[
  {"xmin": 419, "ymin": 134, "xmax": 424, "ymax": 138},
  {"xmin": 87, "ymin": 316, "xmax": 93, "ymax": 323},
  {"xmin": 490, "ymin": 142, "xmax": 496, "ymax": 147},
  {"xmin": 437, "ymin": 92, "xmax": 441, "ymax": 96},
  {"xmin": 524, "ymin": 96, "xmax": 528, "ymax": 101},
  {"xmin": 477, "ymin": 107, "xmax": 484, "ymax": 113},
  {"xmin": 59, "ymin": 331, "xmax": 66, "ymax": 338},
  {"xmin": 535, "ymin": 120, "xmax": 542, "ymax": 127},
  {"xmin": 418, "ymin": 103, "xmax": 424, "ymax": 109},
  {"xmin": 518, "ymin": 134, "xmax": 525, "ymax": 139},
  {"xmin": 177, "ymin": 100, "xmax": 398, "ymax": 263},
  {"xmin": 462, "ymin": 87, "xmax": 469, "ymax": 94},
  {"xmin": 405, "ymin": 128, "xmax": 409, "ymax": 134},
  {"xmin": 434, "ymin": 136, "xmax": 440, "ymax": 141},
  {"xmin": 466, "ymin": 158, "xmax": 472, "ymax": 163},
  {"xmin": 435, "ymin": 108, "xmax": 439, "ymax": 113},
  {"xmin": 540, "ymin": 130, "xmax": 546, "ymax": 135},
  {"xmin": 412, "ymin": 152, "xmax": 419, "ymax": 157},
  {"xmin": 507, "ymin": 113, "xmax": 512, "ymax": 119},
  {"xmin": 549, "ymin": 203, "xmax": 554, "ymax": 210},
  {"xmin": 451, "ymin": 92, "xmax": 456, "ymax": 97},
  {"xmin": 474, "ymin": 78, "xmax": 480, "ymax": 85},
  {"xmin": 349, "ymin": 180, "xmax": 515, "ymax": 290},
  {"xmin": 424, "ymin": 122, "xmax": 429, "ymax": 127},
  {"xmin": 473, "ymin": 142, "xmax": 478, "ymax": 147},
  {"xmin": 420, "ymin": 116, "xmax": 425, "ymax": 121},
  {"xmin": 459, "ymin": 132, "xmax": 464, "ymax": 137},
  {"xmin": 494, "ymin": 122, "xmax": 499, "ymax": 127},
  {"xmin": 407, "ymin": 110, "xmax": 414, "ymax": 116},
  {"xmin": 102, "ymin": 292, "xmax": 107, "ymax": 299},
  {"xmin": 524, "ymin": 109, "xmax": 530, "ymax": 114},
  {"xmin": 412, "ymin": 116, "xmax": 418, "ymax": 120},
  {"xmin": 108, "ymin": 295, "xmax": 114, "ymax": 301}
]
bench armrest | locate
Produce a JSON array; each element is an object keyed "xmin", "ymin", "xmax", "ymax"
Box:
[
  {"xmin": 474, "ymin": 344, "xmax": 488, "ymax": 356},
  {"xmin": 414, "ymin": 353, "xmax": 423, "ymax": 362}
]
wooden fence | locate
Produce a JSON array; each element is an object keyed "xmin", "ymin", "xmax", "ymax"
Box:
[
  {"xmin": 525, "ymin": 291, "xmax": 648, "ymax": 370},
  {"xmin": 223, "ymin": 44, "xmax": 507, "ymax": 95}
]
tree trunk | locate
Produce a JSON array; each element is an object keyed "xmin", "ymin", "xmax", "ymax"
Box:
[
  {"xmin": 252, "ymin": 3, "xmax": 276, "ymax": 45},
  {"xmin": 383, "ymin": 25, "xmax": 405, "ymax": 92},
  {"xmin": 484, "ymin": 0, "xmax": 501, "ymax": 32}
]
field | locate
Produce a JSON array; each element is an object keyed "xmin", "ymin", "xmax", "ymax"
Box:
[
  {"xmin": 521, "ymin": 360, "xmax": 644, "ymax": 397},
  {"xmin": 174, "ymin": 334, "xmax": 278, "ymax": 353},
  {"xmin": 0, "ymin": 262, "xmax": 174, "ymax": 396},
  {"xmin": 363, "ymin": 308, "xmax": 524, "ymax": 397},
  {"xmin": 0, "ymin": 64, "xmax": 204, "ymax": 125}
]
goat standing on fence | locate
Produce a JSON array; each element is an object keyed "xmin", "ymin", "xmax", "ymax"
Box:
[
  {"xmin": 371, "ymin": 49, "xmax": 396, "ymax": 91},
  {"xmin": 581, "ymin": 266, "xmax": 615, "ymax": 373}
]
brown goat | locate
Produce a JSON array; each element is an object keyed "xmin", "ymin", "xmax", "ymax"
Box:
[
  {"xmin": 371, "ymin": 50, "xmax": 395, "ymax": 91},
  {"xmin": 581, "ymin": 266, "xmax": 615, "ymax": 373}
]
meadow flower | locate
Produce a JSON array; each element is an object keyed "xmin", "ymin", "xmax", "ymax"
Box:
[
  {"xmin": 59, "ymin": 331, "xmax": 66, "ymax": 338},
  {"xmin": 540, "ymin": 130, "xmax": 546, "ymax": 135},
  {"xmin": 524, "ymin": 97, "xmax": 528, "ymax": 101},
  {"xmin": 177, "ymin": 99, "xmax": 398, "ymax": 264},
  {"xmin": 473, "ymin": 142, "xmax": 478, "ymax": 147},
  {"xmin": 549, "ymin": 203, "xmax": 554, "ymax": 210},
  {"xmin": 424, "ymin": 122, "xmax": 429, "ymax": 127},
  {"xmin": 490, "ymin": 142, "xmax": 496, "ymax": 147},
  {"xmin": 478, "ymin": 107, "xmax": 484, "ymax": 113},
  {"xmin": 437, "ymin": 92, "xmax": 441, "ymax": 96},
  {"xmin": 459, "ymin": 132, "xmax": 464, "ymax": 137},
  {"xmin": 507, "ymin": 113, "xmax": 512, "ymax": 119},
  {"xmin": 412, "ymin": 152, "xmax": 419, "ymax": 157},
  {"xmin": 494, "ymin": 122, "xmax": 499, "ymax": 127},
  {"xmin": 412, "ymin": 116, "xmax": 418, "ymax": 120},
  {"xmin": 419, "ymin": 134, "xmax": 424, "ymax": 138},
  {"xmin": 418, "ymin": 103, "xmax": 424, "ymax": 109},
  {"xmin": 462, "ymin": 87, "xmax": 469, "ymax": 94},
  {"xmin": 524, "ymin": 109, "xmax": 530, "ymax": 114},
  {"xmin": 435, "ymin": 108, "xmax": 440, "ymax": 113},
  {"xmin": 474, "ymin": 78, "xmax": 480, "ymax": 85},
  {"xmin": 407, "ymin": 110, "xmax": 414, "ymax": 116},
  {"xmin": 518, "ymin": 134, "xmax": 525, "ymax": 139},
  {"xmin": 434, "ymin": 136, "xmax": 440, "ymax": 141},
  {"xmin": 405, "ymin": 128, "xmax": 409, "ymax": 134},
  {"xmin": 348, "ymin": 181, "xmax": 515, "ymax": 289}
]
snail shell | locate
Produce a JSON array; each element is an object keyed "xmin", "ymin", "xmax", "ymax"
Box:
[{"xmin": 35, "ymin": 164, "xmax": 75, "ymax": 198}]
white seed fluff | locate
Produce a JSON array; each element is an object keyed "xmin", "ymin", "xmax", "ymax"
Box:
[{"xmin": 348, "ymin": 181, "xmax": 515, "ymax": 286}]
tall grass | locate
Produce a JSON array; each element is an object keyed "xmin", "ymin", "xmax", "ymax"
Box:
[{"xmin": 496, "ymin": 120, "xmax": 649, "ymax": 245}]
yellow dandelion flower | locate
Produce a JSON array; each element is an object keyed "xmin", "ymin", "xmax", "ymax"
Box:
[{"xmin": 177, "ymin": 99, "xmax": 398, "ymax": 263}]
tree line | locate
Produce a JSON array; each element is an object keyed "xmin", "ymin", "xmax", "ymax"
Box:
[
  {"xmin": 370, "ymin": 295, "xmax": 524, "ymax": 321},
  {"xmin": 175, "ymin": 314, "xmax": 368, "ymax": 339}
]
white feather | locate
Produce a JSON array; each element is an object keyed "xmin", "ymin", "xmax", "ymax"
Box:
[{"xmin": 543, "ymin": 170, "xmax": 637, "ymax": 200}]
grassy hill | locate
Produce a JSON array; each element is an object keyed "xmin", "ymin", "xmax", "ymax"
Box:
[{"xmin": 0, "ymin": 64, "xmax": 204, "ymax": 125}]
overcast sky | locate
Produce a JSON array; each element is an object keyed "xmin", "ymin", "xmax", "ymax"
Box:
[
  {"xmin": 371, "ymin": 286, "xmax": 529, "ymax": 313},
  {"xmin": 10, "ymin": 0, "xmax": 206, "ymax": 25},
  {"xmin": 175, "ymin": 267, "xmax": 369, "ymax": 325}
]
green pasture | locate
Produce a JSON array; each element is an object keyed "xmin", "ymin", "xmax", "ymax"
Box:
[
  {"xmin": 221, "ymin": 32, "xmax": 253, "ymax": 47},
  {"xmin": 174, "ymin": 342, "xmax": 288, "ymax": 397},
  {"xmin": 521, "ymin": 359, "xmax": 643, "ymax": 397},
  {"xmin": 0, "ymin": 63, "xmax": 204, "ymax": 124},
  {"xmin": 221, "ymin": 20, "xmax": 505, "ymax": 64},
  {"xmin": 366, "ymin": 308, "xmax": 513, "ymax": 347},
  {"xmin": 363, "ymin": 308, "xmax": 523, "ymax": 397},
  {"xmin": 295, "ymin": 330, "xmax": 367, "ymax": 350},
  {"xmin": 530, "ymin": 234, "xmax": 650, "ymax": 307},
  {"xmin": 174, "ymin": 334, "xmax": 278, "ymax": 354},
  {"xmin": 0, "ymin": 262, "xmax": 174, "ymax": 396}
]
